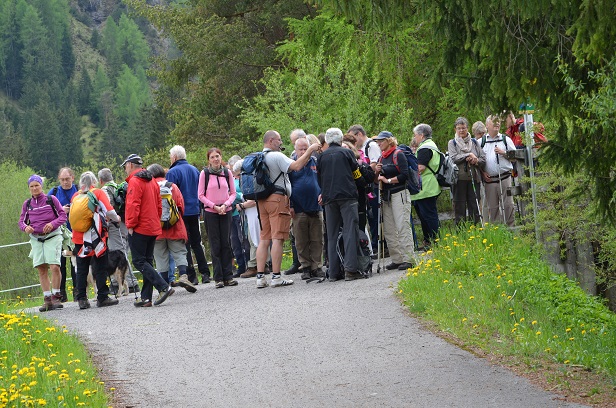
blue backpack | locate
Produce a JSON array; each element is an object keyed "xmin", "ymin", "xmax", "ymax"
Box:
[
  {"xmin": 240, "ymin": 151, "xmax": 285, "ymax": 200},
  {"xmin": 392, "ymin": 145, "xmax": 421, "ymax": 195}
]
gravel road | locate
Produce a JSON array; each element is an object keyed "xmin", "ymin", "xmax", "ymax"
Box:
[{"xmin": 49, "ymin": 268, "xmax": 586, "ymax": 408}]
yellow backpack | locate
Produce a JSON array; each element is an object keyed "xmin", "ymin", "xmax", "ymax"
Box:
[{"xmin": 69, "ymin": 191, "xmax": 99, "ymax": 232}]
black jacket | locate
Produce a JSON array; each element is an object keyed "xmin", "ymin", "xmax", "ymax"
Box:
[{"xmin": 317, "ymin": 144, "xmax": 360, "ymax": 205}]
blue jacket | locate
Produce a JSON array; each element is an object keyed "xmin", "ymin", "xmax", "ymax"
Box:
[
  {"xmin": 166, "ymin": 159, "xmax": 201, "ymax": 217},
  {"xmin": 289, "ymin": 157, "xmax": 321, "ymax": 214},
  {"xmin": 48, "ymin": 184, "xmax": 78, "ymax": 230}
]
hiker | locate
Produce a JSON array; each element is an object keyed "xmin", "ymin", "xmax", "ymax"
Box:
[
  {"xmin": 19, "ymin": 174, "xmax": 67, "ymax": 312},
  {"xmin": 254, "ymin": 130, "xmax": 320, "ymax": 288},
  {"xmin": 481, "ymin": 115, "xmax": 517, "ymax": 227},
  {"xmin": 317, "ymin": 127, "xmax": 364, "ymax": 281},
  {"xmin": 227, "ymin": 155, "xmax": 249, "ymax": 278},
  {"xmin": 70, "ymin": 171, "xmax": 120, "ymax": 310},
  {"xmin": 147, "ymin": 164, "xmax": 197, "ymax": 294},
  {"xmin": 447, "ymin": 117, "xmax": 486, "ymax": 225},
  {"xmin": 98, "ymin": 168, "xmax": 140, "ymax": 293},
  {"xmin": 48, "ymin": 167, "xmax": 78, "ymax": 302},
  {"xmin": 123, "ymin": 154, "xmax": 175, "ymax": 307},
  {"xmin": 411, "ymin": 124, "xmax": 441, "ymax": 248},
  {"xmin": 341, "ymin": 140, "xmax": 375, "ymax": 234},
  {"xmin": 289, "ymin": 137, "xmax": 324, "ymax": 281},
  {"xmin": 166, "ymin": 145, "xmax": 212, "ymax": 285},
  {"xmin": 283, "ymin": 128, "xmax": 306, "ymax": 276},
  {"xmin": 373, "ymin": 131, "xmax": 415, "ymax": 270},
  {"xmin": 198, "ymin": 148, "xmax": 238, "ymax": 289}
]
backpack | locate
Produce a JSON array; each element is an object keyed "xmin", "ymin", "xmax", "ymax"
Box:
[
  {"xmin": 392, "ymin": 145, "xmax": 422, "ymax": 195},
  {"xmin": 240, "ymin": 151, "xmax": 284, "ymax": 200},
  {"xmin": 104, "ymin": 182, "xmax": 127, "ymax": 218},
  {"xmin": 418, "ymin": 145, "xmax": 458, "ymax": 188},
  {"xmin": 25, "ymin": 196, "xmax": 59, "ymax": 224},
  {"xmin": 158, "ymin": 180, "xmax": 181, "ymax": 229},
  {"xmin": 69, "ymin": 191, "xmax": 100, "ymax": 232},
  {"xmin": 202, "ymin": 167, "xmax": 231, "ymax": 193},
  {"xmin": 336, "ymin": 229, "xmax": 373, "ymax": 278}
]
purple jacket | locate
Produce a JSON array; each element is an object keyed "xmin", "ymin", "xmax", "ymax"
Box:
[{"xmin": 19, "ymin": 194, "xmax": 67, "ymax": 235}]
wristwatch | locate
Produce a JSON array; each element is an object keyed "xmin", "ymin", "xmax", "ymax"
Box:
[{"xmin": 388, "ymin": 178, "xmax": 392, "ymax": 184}]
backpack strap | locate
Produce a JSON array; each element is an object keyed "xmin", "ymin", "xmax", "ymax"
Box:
[{"xmin": 417, "ymin": 144, "xmax": 441, "ymax": 175}]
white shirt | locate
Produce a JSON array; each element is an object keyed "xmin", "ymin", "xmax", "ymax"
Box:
[
  {"xmin": 482, "ymin": 133, "xmax": 516, "ymax": 176},
  {"xmin": 361, "ymin": 139, "xmax": 381, "ymax": 163}
]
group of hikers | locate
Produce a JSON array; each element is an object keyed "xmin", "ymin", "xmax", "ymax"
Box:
[{"xmin": 19, "ymin": 114, "xmax": 533, "ymax": 312}]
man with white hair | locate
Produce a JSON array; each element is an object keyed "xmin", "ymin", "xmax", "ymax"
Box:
[
  {"xmin": 166, "ymin": 145, "xmax": 212, "ymax": 285},
  {"xmin": 254, "ymin": 130, "xmax": 320, "ymax": 289},
  {"xmin": 317, "ymin": 127, "xmax": 364, "ymax": 281}
]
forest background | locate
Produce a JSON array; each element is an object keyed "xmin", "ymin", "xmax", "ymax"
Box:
[{"xmin": 0, "ymin": 0, "xmax": 615, "ymax": 304}]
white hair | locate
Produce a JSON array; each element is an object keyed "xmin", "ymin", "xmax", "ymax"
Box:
[
  {"xmin": 79, "ymin": 171, "xmax": 98, "ymax": 191},
  {"xmin": 325, "ymin": 127, "xmax": 343, "ymax": 145},
  {"xmin": 233, "ymin": 159, "xmax": 244, "ymax": 173},
  {"xmin": 170, "ymin": 145, "xmax": 187, "ymax": 160}
]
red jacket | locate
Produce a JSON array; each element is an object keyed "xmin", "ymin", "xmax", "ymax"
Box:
[
  {"xmin": 125, "ymin": 168, "xmax": 162, "ymax": 237},
  {"xmin": 154, "ymin": 177, "xmax": 188, "ymax": 242}
]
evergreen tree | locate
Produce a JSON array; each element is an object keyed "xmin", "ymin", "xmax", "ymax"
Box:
[
  {"xmin": 23, "ymin": 93, "xmax": 62, "ymax": 176},
  {"xmin": 117, "ymin": 13, "xmax": 149, "ymax": 71},
  {"xmin": 77, "ymin": 65, "xmax": 94, "ymax": 116}
]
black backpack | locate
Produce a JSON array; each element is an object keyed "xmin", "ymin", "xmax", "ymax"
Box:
[{"xmin": 392, "ymin": 145, "xmax": 421, "ymax": 194}]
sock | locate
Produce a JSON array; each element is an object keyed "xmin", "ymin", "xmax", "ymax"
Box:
[
  {"xmin": 52, "ymin": 288, "xmax": 60, "ymax": 295},
  {"xmin": 256, "ymin": 273, "xmax": 264, "ymax": 278},
  {"xmin": 273, "ymin": 273, "xmax": 281, "ymax": 278},
  {"xmin": 43, "ymin": 291, "xmax": 52, "ymax": 297}
]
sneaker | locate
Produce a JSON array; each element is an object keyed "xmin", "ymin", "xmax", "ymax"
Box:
[
  {"xmin": 271, "ymin": 275, "xmax": 293, "ymax": 287},
  {"xmin": 154, "ymin": 287, "xmax": 175, "ymax": 306},
  {"xmin": 78, "ymin": 298, "xmax": 91, "ymax": 310},
  {"xmin": 224, "ymin": 279, "xmax": 238, "ymax": 286},
  {"xmin": 96, "ymin": 297, "xmax": 119, "ymax": 307},
  {"xmin": 312, "ymin": 268, "xmax": 326, "ymax": 278},
  {"xmin": 256, "ymin": 276, "xmax": 269, "ymax": 289},
  {"xmin": 385, "ymin": 262, "xmax": 402, "ymax": 270},
  {"xmin": 201, "ymin": 273, "xmax": 211, "ymax": 284},
  {"xmin": 240, "ymin": 267, "xmax": 258, "ymax": 278},
  {"xmin": 397, "ymin": 262, "xmax": 414, "ymax": 270},
  {"xmin": 283, "ymin": 264, "xmax": 300, "ymax": 275},
  {"xmin": 177, "ymin": 274, "xmax": 197, "ymax": 293},
  {"xmin": 51, "ymin": 293, "xmax": 64, "ymax": 309},
  {"xmin": 215, "ymin": 281, "xmax": 224, "ymax": 289},
  {"xmin": 134, "ymin": 298, "xmax": 152, "ymax": 307},
  {"xmin": 300, "ymin": 269, "xmax": 312, "ymax": 280}
]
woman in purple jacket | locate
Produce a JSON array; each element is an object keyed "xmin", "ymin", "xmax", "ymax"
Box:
[{"xmin": 18, "ymin": 175, "xmax": 67, "ymax": 312}]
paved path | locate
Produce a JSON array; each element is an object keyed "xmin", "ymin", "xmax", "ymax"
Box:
[{"xmin": 51, "ymin": 268, "xmax": 585, "ymax": 408}]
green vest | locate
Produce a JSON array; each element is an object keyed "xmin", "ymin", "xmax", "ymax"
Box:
[{"xmin": 411, "ymin": 139, "xmax": 441, "ymax": 200}]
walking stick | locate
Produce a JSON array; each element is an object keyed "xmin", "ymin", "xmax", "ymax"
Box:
[
  {"xmin": 376, "ymin": 180, "xmax": 384, "ymax": 274},
  {"xmin": 469, "ymin": 167, "xmax": 484, "ymax": 225},
  {"xmin": 495, "ymin": 152, "xmax": 507, "ymax": 225}
]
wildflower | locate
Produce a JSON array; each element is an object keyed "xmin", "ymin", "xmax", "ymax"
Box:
[
  {"xmin": 443, "ymin": 280, "xmax": 449, "ymax": 284},
  {"xmin": 581, "ymin": 330, "xmax": 587, "ymax": 335},
  {"xmin": 536, "ymin": 331, "xmax": 541, "ymax": 335},
  {"xmin": 531, "ymin": 321, "xmax": 537, "ymax": 325},
  {"xmin": 519, "ymin": 318, "xmax": 525, "ymax": 322},
  {"xmin": 469, "ymin": 296, "xmax": 474, "ymax": 300},
  {"xmin": 566, "ymin": 328, "xmax": 571, "ymax": 332},
  {"xmin": 564, "ymin": 360, "xmax": 570, "ymax": 364},
  {"xmin": 462, "ymin": 318, "xmax": 467, "ymax": 322}
]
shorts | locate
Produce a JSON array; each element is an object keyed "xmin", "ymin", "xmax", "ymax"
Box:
[
  {"xmin": 257, "ymin": 194, "xmax": 291, "ymax": 241},
  {"xmin": 29, "ymin": 233, "xmax": 63, "ymax": 268}
]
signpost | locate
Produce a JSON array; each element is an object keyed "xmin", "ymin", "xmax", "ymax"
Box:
[{"xmin": 519, "ymin": 101, "xmax": 540, "ymax": 243}]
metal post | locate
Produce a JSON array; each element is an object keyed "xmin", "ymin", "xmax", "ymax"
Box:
[{"xmin": 521, "ymin": 102, "xmax": 540, "ymax": 243}]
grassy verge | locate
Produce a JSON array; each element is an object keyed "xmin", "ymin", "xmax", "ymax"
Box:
[
  {"xmin": 399, "ymin": 224, "xmax": 616, "ymax": 406},
  {"xmin": 0, "ymin": 300, "xmax": 112, "ymax": 407}
]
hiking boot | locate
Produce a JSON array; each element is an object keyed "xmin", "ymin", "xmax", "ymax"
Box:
[
  {"xmin": 134, "ymin": 298, "xmax": 152, "ymax": 308},
  {"xmin": 224, "ymin": 279, "xmax": 238, "ymax": 286},
  {"xmin": 312, "ymin": 268, "xmax": 326, "ymax": 278},
  {"xmin": 271, "ymin": 275, "xmax": 293, "ymax": 287},
  {"xmin": 201, "ymin": 272, "xmax": 211, "ymax": 284},
  {"xmin": 397, "ymin": 262, "xmax": 414, "ymax": 270},
  {"xmin": 385, "ymin": 262, "xmax": 402, "ymax": 270},
  {"xmin": 283, "ymin": 264, "xmax": 300, "ymax": 275},
  {"xmin": 177, "ymin": 274, "xmax": 197, "ymax": 293},
  {"xmin": 154, "ymin": 287, "xmax": 175, "ymax": 306},
  {"xmin": 78, "ymin": 298, "xmax": 91, "ymax": 310},
  {"xmin": 39, "ymin": 296, "xmax": 58, "ymax": 312},
  {"xmin": 215, "ymin": 281, "xmax": 224, "ymax": 288},
  {"xmin": 240, "ymin": 267, "xmax": 258, "ymax": 278},
  {"xmin": 300, "ymin": 269, "xmax": 312, "ymax": 280},
  {"xmin": 345, "ymin": 270, "xmax": 365, "ymax": 281},
  {"xmin": 256, "ymin": 276, "xmax": 269, "ymax": 289},
  {"xmin": 51, "ymin": 293, "xmax": 64, "ymax": 309},
  {"xmin": 59, "ymin": 291, "xmax": 68, "ymax": 303},
  {"xmin": 96, "ymin": 297, "xmax": 119, "ymax": 307}
]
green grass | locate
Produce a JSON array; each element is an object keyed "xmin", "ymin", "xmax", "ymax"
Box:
[
  {"xmin": 0, "ymin": 300, "xmax": 112, "ymax": 407},
  {"xmin": 399, "ymin": 224, "xmax": 616, "ymax": 380}
]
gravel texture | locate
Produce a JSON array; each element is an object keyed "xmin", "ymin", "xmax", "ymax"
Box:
[{"xmin": 49, "ymin": 267, "xmax": 586, "ymax": 408}]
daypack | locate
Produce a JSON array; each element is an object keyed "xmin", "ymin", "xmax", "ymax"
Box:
[
  {"xmin": 69, "ymin": 191, "xmax": 100, "ymax": 232},
  {"xmin": 336, "ymin": 229, "xmax": 373, "ymax": 278},
  {"xmin": 202, "ymin": 167, "xmax": 231, "ymax": 193},
  {"xmin": 240, "ymin": 151, "xmax": 284, "ymax": 200},
  {"xmin": 104, "ymin": 182, "xmax": 127, "ymax": 218},
  {"xmin": 392, "ymin": 145, "xmax": 421, "ymax": 195},
  {"xmin": 418, "ymin": 145, "xmax": 458, "ymax": 188},
  {"xmin": 158, "ymin": 180, "xmax": 181, "ymax": 229}
]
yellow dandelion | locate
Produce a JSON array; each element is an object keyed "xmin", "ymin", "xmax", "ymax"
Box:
[{"xmin": 531, "ymin": 321, "xmax": 537, "ymax": 325}]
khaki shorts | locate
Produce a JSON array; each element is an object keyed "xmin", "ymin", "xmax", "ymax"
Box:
[
  {"xmin": 29, "ymin": 233, "xmax": 63, "ymax": 268},
  {"xmin": 258, "ymin": 194, "xmax": 291, "ymax": 241}
]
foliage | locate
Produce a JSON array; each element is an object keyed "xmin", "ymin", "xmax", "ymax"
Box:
[
  {"xmin": 399, "ymin": 224, "xmax": 616, "ymax": 382},
  {"xmin": 0, "ymin": 303, "xmax": 111, "ymax": 406}
]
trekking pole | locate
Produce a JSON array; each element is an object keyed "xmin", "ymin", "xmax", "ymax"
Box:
[
  {"xmin": 469, "ymin": 167, "xmax": 484, "ymax": 225},
  {"xmin": 495, "ymin": 151, "xmax": 507, "ymax": 224},
  {"xmin": 376, "ymin": 180, "xmax": 383, "ymax": 274},
  {"xmin": 115, "ymin": 221, "xmax": 138, "ymax": 301}
]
